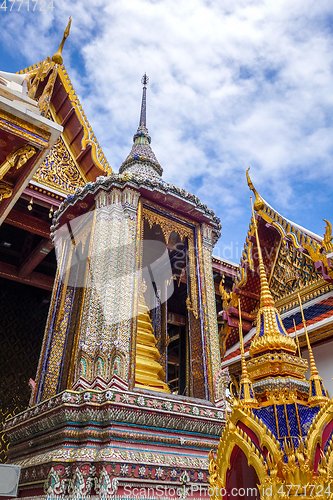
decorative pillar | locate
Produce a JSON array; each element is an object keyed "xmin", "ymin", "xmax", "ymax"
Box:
[
  {"xmin": 186, "ymin": 236, "xmax": 206, "ymax": 399},
  {"xmin": 198, "ymin": 223, "xmax": 222, "ymax": 402},
  {"xmin": 34, "ymin": 237, "xmax": 74, "ymax": 403},
  {"xmin": 34, "ymin": 186, "xmax": 141, "ymax": 401},
  {"xmin": 73, "ymin": 187, "xmax": 140, "ymax": 390}
]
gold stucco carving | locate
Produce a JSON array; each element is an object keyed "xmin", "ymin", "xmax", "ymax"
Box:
[
  {"xmin": 34, "ymin": 136, "xmax": 85, "ymax": 194},
  {"xmin": 20, "ymin": 56, "xmax": 110, "ymax": 174},
  {"xmin": 209, "ymin": 402, "xmax": 333, "ymax": 500},
  {"xmin": 0, "ymin": 144, "xmax": 36, "ymax": 181},
  {"xmin": 323, "ymin": 219, "xmax": 333, "ymax": 253},
  {"xmin": 0, "ymin": 182, "xmax": 12, "ymax": 201}
]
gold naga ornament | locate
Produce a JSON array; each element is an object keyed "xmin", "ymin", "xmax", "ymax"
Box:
[
  {"xmin": 0, "ymin": 145, "xmax": 36, "ymax": 181},
  {"xmin": 0, "ymin": 145, "xmax": 36, "ymax": 202},
  {"xmin": 209, "ymin": 197, "xmax": 333, "ymax": 500}
]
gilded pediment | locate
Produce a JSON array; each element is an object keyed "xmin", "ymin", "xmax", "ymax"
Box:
[
  {"xmin": 33, "ymin": 135, "xmax": 85, "ymax": 195},
  {"xmin": 269, "ymin": 243, "xmax": 323, "ymax": 301}
]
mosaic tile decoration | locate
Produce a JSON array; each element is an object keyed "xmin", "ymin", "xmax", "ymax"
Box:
[
  {"xmin": 199, "ymin": 225, "xmax": 222, "ymax": 399},
  {"xmin": 73, "ymin": 188, "xmax": 140, "ymax": 387},
  {"xmin": 41, "ymin": 287, "xmax": 74, "ymax": 401},
  {"xmin": 189, "ymin": 314, "xmax": 206, "ymax": 399}
]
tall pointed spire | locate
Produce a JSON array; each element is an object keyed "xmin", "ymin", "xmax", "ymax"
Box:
[
  {"xmin": 297, "ymin": 294, "xmax": 328, "ymax": 405},
  {"xmin": 238, "ymin": 300, "xmax": 257, "ymax": 407},
  {"xmin": 52, "ymin": 17, "xmax": 72, "ymax": 65},
  {"xmin": 119, "ymin": 74, "xmax": 163, "ymax": 179},
  {"xmin": 293, "ymin": 318, "xmax": 301, "ymax": 358},
  {"xmin": 139, "ymin": 73, "xmax": 149, "ymax": 128},
  {"xmin": 249, "ymin": 196, "xmax": 296, "ymax": 356}
]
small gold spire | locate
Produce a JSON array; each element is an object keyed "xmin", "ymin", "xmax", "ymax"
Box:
[
  {"xmin": 249, "ymin": 196, "xmax": 296, "ymax": 356},
  {"xmin": 238, "ymin": 299, "xmax": 257, "ymax": 407},
  {"xmin": 297, "ymin": 293, "xmax": 328, "ymax": 405},
  {"xmin": 293, "ymin": 318, "xmax": 301, "ymax": 358},
  {"xmin": 52, "ymin": 17, "xmax": 72, "ymax": 65}
]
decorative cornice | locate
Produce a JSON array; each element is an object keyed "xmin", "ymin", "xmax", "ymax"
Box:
[
  {"xmin": 50, "ymin": 171, "xmax": 221, "ymax": 241},
  {"xmin": 5, "ymin": 388, "xmax": 225, "ymax": 439}
]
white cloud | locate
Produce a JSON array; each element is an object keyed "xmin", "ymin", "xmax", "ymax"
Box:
[{"xmin": 1, "ymin": 0, "xmax": 333, "ymax": 259}]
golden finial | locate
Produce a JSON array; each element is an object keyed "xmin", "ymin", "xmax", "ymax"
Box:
[
  {"xmin": 246, "ymin": 167, "xmax": 265, "ymax": 211},
  {"xmin": 297, "ymin": 293, "xmax": 328, "ymax": 405},
  {"xmin": 52, "ymin": 17, "xmax": 72, "ymax": 65},
  {"xmin": 293, "ymin": 318, "xmax": 301, "ymax": 358},
  {"xmin": 323, "ymin": 219, "xmax": 333, "ymax": 252},
  {"xmin": 238, "ymin": 299, "xmax": 257, "ymax": 407},
  {"xmin": 238, "ymin": 299, "xmax": 248, "ymax": 377}
]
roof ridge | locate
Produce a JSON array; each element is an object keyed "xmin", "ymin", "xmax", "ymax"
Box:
[{"xmin": 18, "ymin": 62, "xmax": 111, "ymax": 175}]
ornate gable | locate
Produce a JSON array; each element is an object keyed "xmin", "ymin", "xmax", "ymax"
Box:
[
  {"xmin": 18, "ymin": 62, "xmax": 111, "ymax": 198},
  {"xmin": 270, "ymin": 244, "xmax": 324, "ymax": 304},
  {"xmin": 223, "ymin": 170, "xmax": 333, "ymax": 353},
  {"xmin": 33, "ymin": 135, "xmax": 85, "ymax": 195}
]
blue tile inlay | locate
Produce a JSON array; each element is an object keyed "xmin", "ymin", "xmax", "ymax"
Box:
[
  {"xmin": 276, "ymin": 405, "xmax": 288, "ymax": 437},
  {"xmin": 258, "ymin": 314, "xmax": 264, "ymax": 338},
  {"xmin": 286, "ymin": 404, "xmax": 300, "ymax": 437},
  {"xmin": 253, "ymin": 406, "xmax": 277, "ymax": 437},
  {"xmin": 275, "ymin": 312, "xmax": 286, "ymax": 335},
  {"xmin": 297, "ymin": 404, "xmax": 320, "ymax": 435},
  {"xmin": 311, "ymin": 380, "xmax": 316, "ymax": 396},
  {"xmin": 320, "ymin": 381, "xmax": 327, "ymax": 397}
]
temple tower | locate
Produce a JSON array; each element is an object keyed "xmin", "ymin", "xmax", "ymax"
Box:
[
  {"xmin": 32, "ymin": 75, "xmax": 224, "ymax": 404},
  {"xmin": 5, "ymin": 76, "xmax": 229, "ymax": 499}
]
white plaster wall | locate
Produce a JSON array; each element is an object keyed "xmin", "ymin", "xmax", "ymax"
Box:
[{"xmin": 303, "ymin": 341, "xmax": 333, "ymax": 398}]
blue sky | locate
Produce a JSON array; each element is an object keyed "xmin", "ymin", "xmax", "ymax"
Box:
[{"xmin": 1, "ymin": 0, "xmax": 333, "ymax": 263}]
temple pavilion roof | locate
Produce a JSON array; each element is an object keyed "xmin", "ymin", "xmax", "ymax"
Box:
[
  {"xmin": 220, "ymin": 170, "xmax": 333, "ymax": 356},
  {"xmin": 52, "ymin": 75, "xmax": 222, "ymax": 236},
  {"xmin": 18, "ymin": 60, "xmax": 110, "ymax": 200}
]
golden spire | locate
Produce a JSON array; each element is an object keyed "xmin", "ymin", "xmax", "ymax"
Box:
[
  {"xmin": 52, "ymin": 17, "xmax": 72, "ymax": 65},
  {"xmin": 238, "ymin": 300, "xmax": 257, "ymax": 407},
  {"xmin": 249, "ymin": 196, "xmax": 296, "ymax": 356},
  {"xmin": 297, "ymin": 293, "xmax": 328, "ymax": 405},
  {"xmin": 293, "ymin": 318, "xmax": 301, "ymax": 358},
  {"xmin": 27, "ymin": 18, "xmax": 71, "ymax": 101}
]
